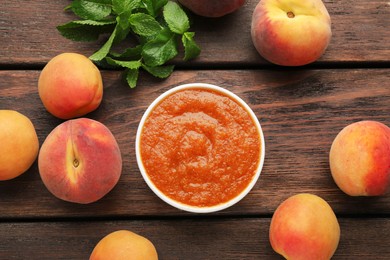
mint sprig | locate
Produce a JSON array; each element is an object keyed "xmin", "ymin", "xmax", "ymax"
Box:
[
  {"xmin": 163, "ymin": 1, "xmax": 189, "ymax": 34},
  {"xmin": 57, "ymin": 0, "xmax": 201, "ymax": 88},
  {"xmin": 57, "ymin": 20, "xmax": 116, "ymax": 42},
  {"xmin": 69, "ymin": 0, "xmax": 112, "ymax": 21}
]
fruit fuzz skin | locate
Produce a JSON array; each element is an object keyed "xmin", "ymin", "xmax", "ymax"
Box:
[
  {"xmin": 269, "ymin": 193, "xmax": 340, "ymax": 260},
  {"xmin": 330, "ymin": 120, "xmax": 390, "ymax": 196},
  {"xmin": 0, "ymin": 110, "xmax": 39, "ymax": 181},
  {"xmin": 178, "ymin": 0, "xmax": 245, "ymax": 17},
  {"xmin": 38, "ymin": 53, "xmax": 103, "ymax": 119},
  {"xmin": 38, "ymin": 118, "xmax": 122, "ymax": 204},
  {"xmin": 90, "ymin": 230, "xmax": 158, "ymax": 260},
  {"xmin": 251, "ymin": 0, "xmax": 332, "ymax": 66}
]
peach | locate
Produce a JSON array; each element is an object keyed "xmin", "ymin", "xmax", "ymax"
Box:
[
  {"xmin": 269, "ymin": 193, "xmax": 340, "ymax": 260},
  {"xmin": 90, "ymin": 230, "xmax": 158, "ymax": 260},
  {"xmin": 251, "ymin": 0, "xmax": 332, "ymax": 66},
  {"xmin": 178, "ymin": 0, "xmax": 245, "ymax": 17},
  {"xmin": 38, "ymin": 53, "xmax": 103, "ymax": 119},
  {"xmin": 0, "ymin": 110, "xmax": 39, "ymax": 180},
  {"xmin": 38, "ymin": 118, "xmax": 122, "ymax": 204},
  {"xmin": 329, "ymin": 120, "xmax": 390, "ymax": 196}
]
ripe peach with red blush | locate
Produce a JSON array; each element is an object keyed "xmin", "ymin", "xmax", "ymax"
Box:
[
  {"xmin": 251, "ymin": 0, "xmax": 332, "ymax": 66},
  {"xmin": 38, "ymin": 53, "xmax": 103, "ymax": 119},
  {"xmin": 38, "ymin": 118, "xmax": 122, "ymax": 204},
  {"xmin": 269, "ymin": 193, "xmax": 340, "ymax": 260},
  {"xmin": 178, "ymin": 0, "xmax": 245, "ymax": 17},
  {"xmin": 329, "ymin": 120, "xmax": 390, "ymax": 196}
]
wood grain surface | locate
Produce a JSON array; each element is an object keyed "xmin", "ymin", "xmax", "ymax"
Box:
[
  {"xmin": 0, "ymin": 69, "xmax": 389, "ymax": 219},
  {"xmin": 0, "ymin": 218, "xmax": 390, "ymax": 259},
  {"xmin": 1, "ymin": 0, "xmax": 390, "ymax": 259},
  {"xmin": 1, "ymin": 0, "xmax": 389, "ymax": 66}
]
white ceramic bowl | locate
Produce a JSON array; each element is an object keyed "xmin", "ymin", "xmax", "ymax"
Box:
[{"xmin": 136, "ymin": 83, "xmax": 265, "ymax": 213}]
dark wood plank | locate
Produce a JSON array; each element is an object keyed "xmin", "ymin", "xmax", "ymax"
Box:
[
  {"xmin": 0, "ymin": 218, "xmax": 389, "ymax": 259},
  {"xmin": 0, "ymin": 69, "xmax": 389, "ymax": 218},
  {"xmin": 1, "ymin": 0, "xmax": 389, "ymax": 66}
]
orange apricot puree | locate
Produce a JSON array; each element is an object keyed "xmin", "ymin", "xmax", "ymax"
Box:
[{"xmin": 140, "ymin": 88, "xmax": 261, "ymax": 207}]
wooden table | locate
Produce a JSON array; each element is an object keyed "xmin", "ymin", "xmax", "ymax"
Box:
[{"xmin": 1, "ymin": 1, "xmax": 389, "ymax": 259}]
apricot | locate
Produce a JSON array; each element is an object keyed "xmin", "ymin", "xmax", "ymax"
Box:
[
  {"xmin": 38, "ymin": 53, "xmax": 103, "ymax": 119},
  {"xmin": 0, "ymin": 110, "xmax": 39, "ymax": 180},
  {"xmin": 38, "ymin": 118, "xmax": 122, "ymax": 204},
  {"xmin": 178, "ymin": 0, "xmax": 245, "ymax": 17},
  {"xmin": 90, "ymin": 230, "xmax": 158, "ymax": 260},
  {"xmin": 329, "ymin": 120, "xmax": 390, "ymax": 196},
  {"xmin": 269, "ymin": 193, "xmax": 340, "ymax": 260}
]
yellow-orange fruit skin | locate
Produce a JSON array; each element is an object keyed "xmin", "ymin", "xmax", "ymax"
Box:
[
  {"xmin": 90, "ymin": 230, "xmax": 158, "ymax": 260},
  {"xmin": 38, "ymin": 118, "xmax": 122, "ymax": 204},
  {"xmin": 330, "ymin": 120, "xmax": 390, "ymax": 196},
  {"xmin": 0, "ymin": 110, "xmax": 39, "ymax": 180},
  {"xmin": 251, "ymin": 0, "xmax": 332, "ymax": 66},
  {"xmin": 38, "ymin": 53, "xmax": 103, "ymax": 119},
  {"xmin": 178, "ymin": 0, "xmax": 245, "ymax": 17},
  {"xmin": 269, "ymin": 193, "xmax": 340, "ymax": 260}
]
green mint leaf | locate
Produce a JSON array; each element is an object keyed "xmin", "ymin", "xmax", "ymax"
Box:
[
  {"xmin": 64, "ymin": 4, "xmax": 72, "ymax": 11},
  {"xmin": 117, "ymin": 12, "xmax": 130, "ymax": 30},
  {"xmin": 126, "ymin": 69, "xmax": 139, "ymax": 88},
  {"xmin": 110, "ymin": 45, "xmax": 143, "ymax": 59},
  {"xmin": 71, "ymin": 0, "xmax": 112, "ymax": 20},
  {"xmin": 129, "ymin": 13, "xmax": 162, "ymax": 37},
  {"xmin": 90, "ymin": 58, "xmax": 114, "ymax": 69},
  {"xmin": 163, "ymin": 1, "xmax": 189, "ymax": 34},
  {"xmin": 154, "ymin": 0, "xmax": 169, "ymax": 13},
  {"xmin": 142, "ymin": 64, "xmax": 174, "ymax": 78},
  {"xmin": 142, "ymin": 30, "xmax": 178, "ymax": 67},
  {"xmin": 141, "ymin": 0, "xmax": 155, "ymax": 16},
  {"xmin": 115, "ymin": 13, "xmax": 131, "ymax": 43},
  {"xmin": 89, "ymin": 12, "xmax": 135, "ymax": 61},
  {"xmin": 57, "ymin": 20, "xmax": 115, "ymax": 42},
  {"xmin": 141, "ymin": 0, "xmax": 168, "ymax": 17},
  {"xmin": 106, "ymin": 57, "xmax": 142, "ymax": 69},
  {"xmin": 182, "ymin": 32, "xmax": 201, "ymax": 61},
  {"xmin": 112, "ymin": 0, "xmax": 141, "ymax": 15},
  {"xmin": 58, "ymin": 0, "xmax": 201, "ymax": 89},
  {"xmin": 90, "ymin": 26, "xmax": 117, "ymax": 61},
  {"xmin": 65, "ymin": 19, "xmax": 116, "ymax": 26}
]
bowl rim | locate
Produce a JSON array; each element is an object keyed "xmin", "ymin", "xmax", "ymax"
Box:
[{"xmin": 135, "ymin": 83, "xmax": 265, "ymax": 213}]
